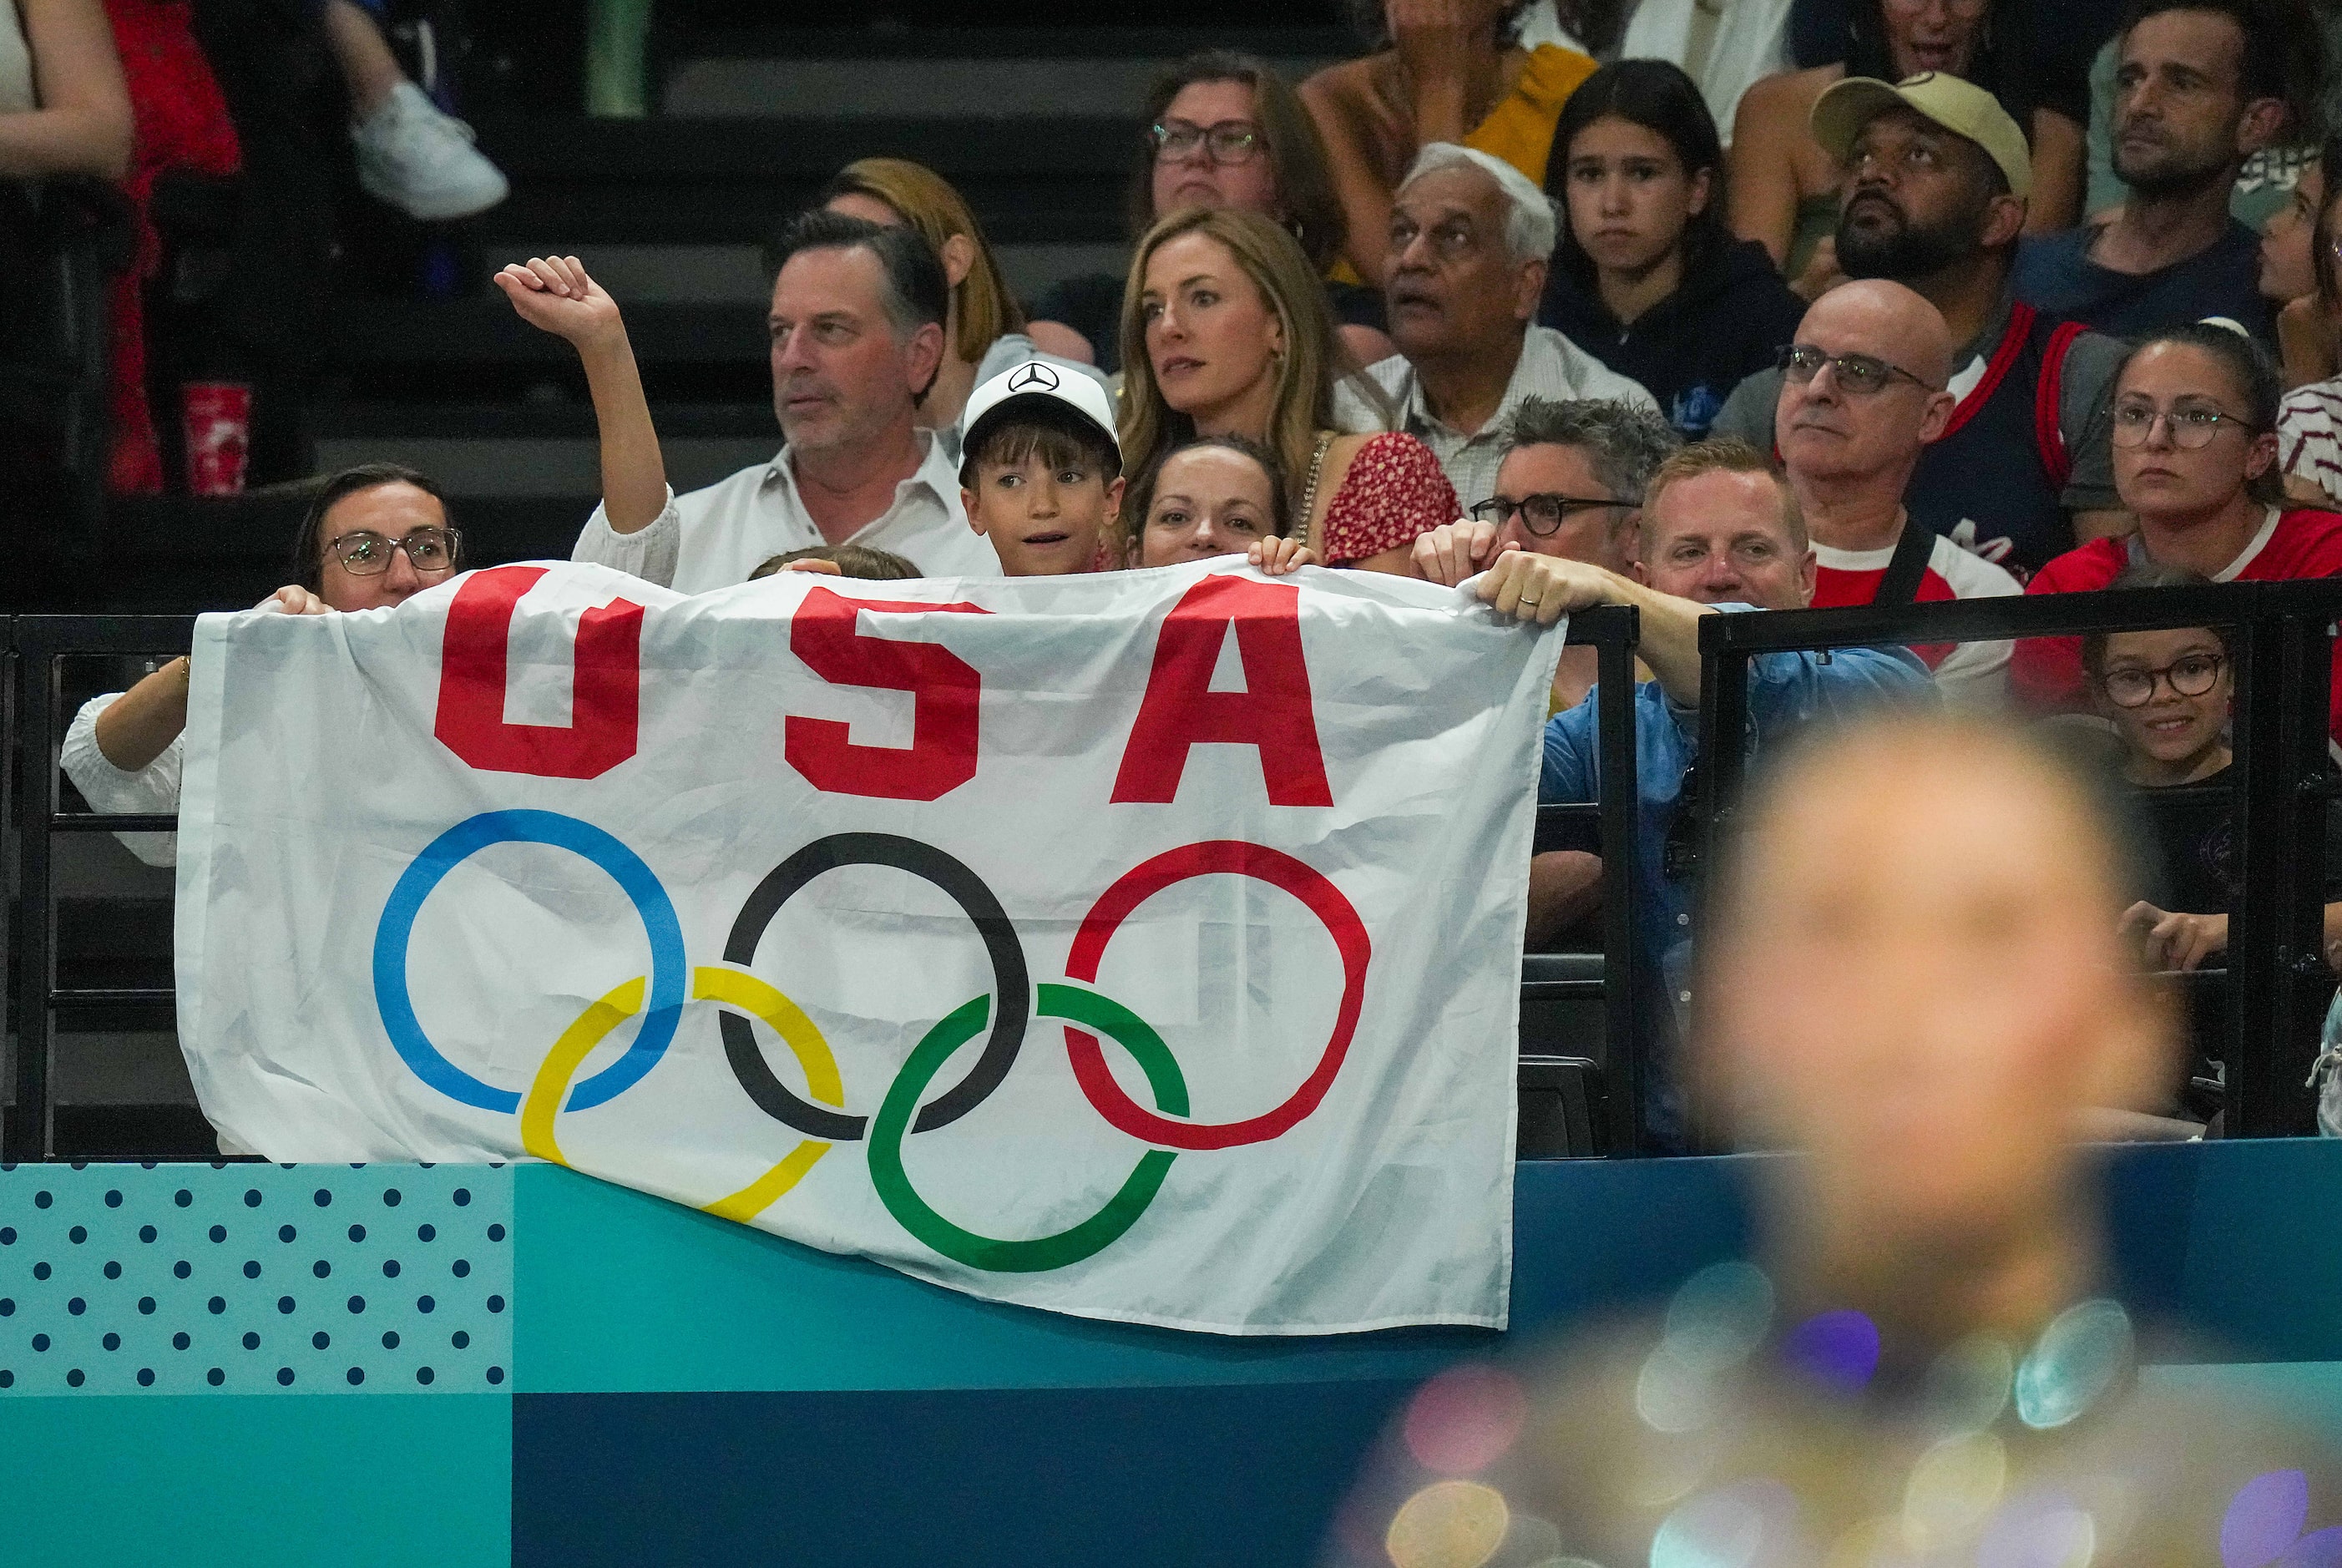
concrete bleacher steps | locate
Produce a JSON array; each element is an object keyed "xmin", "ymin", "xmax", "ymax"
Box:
[{"xmin": 310, "ymin": 26, "xmax": 1357, "ymax": 583}]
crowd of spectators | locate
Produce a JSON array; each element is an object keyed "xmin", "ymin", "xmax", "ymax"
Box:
[{"xmin": 34, "ymin": 0, "xmax": 2342, "ymax": 1151}]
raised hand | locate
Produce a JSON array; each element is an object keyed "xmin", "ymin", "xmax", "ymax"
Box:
[{"xmin": 493, "ymin": 255, "xmax": 625, "ymax": 353}]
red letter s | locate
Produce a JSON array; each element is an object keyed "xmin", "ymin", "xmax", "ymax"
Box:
[
  {"xmin": 784, "ymin": 586, "xmax": 986, "ymax": 801},
  {"xmin": 434, "ymin": 565, "xmax": 643, "ymax": 780},
  {"xmin": 1111, "ymin": 574, "xmax": 1333, "ymax": 807}
]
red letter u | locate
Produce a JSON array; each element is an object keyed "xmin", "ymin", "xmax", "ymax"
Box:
[{"xmin": 432, "ymin": 565, "xmax": 644, "ymax": 780}]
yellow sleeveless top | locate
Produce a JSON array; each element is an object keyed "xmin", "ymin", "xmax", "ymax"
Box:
[{"xmin": 1329, "ymin": 43, "xmax": 1600, "ymax": 287}]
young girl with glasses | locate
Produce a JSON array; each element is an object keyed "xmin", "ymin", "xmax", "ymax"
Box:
[{"xmin": 2083, "ymin": 565, "xmax": 2342, "ymax": 981}]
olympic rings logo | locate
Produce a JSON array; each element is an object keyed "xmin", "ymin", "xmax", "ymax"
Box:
[{"xmin": 371, "ymin": 811, "xmax": 1371, "ymax": 1273}]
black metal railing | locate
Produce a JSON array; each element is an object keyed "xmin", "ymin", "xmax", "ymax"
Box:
[
  {"xmin": 4, "ymin": 616, "xmax": 195, "ymax": 1161},
  {"xmin": 1697, "ymin": 580, "xmax": 2342, "ymax": 1138},
  {"xmin": 1529, "ymin": 603, "xmax": 1642, "ymax": 1156},
  {"xmin": 3, "ymin": 605, "xmax": 1651, "ymax": 1162}
]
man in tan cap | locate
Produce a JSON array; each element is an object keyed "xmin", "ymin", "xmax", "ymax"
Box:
[{"xmin": 1712, "ymin": 73, "xmax": 2130, "ymax": 581}]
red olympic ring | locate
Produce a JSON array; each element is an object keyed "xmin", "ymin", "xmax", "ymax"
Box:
[{"xmin": 1062, "ymin": 840, "xmax": 1370, "ymax": 1151}]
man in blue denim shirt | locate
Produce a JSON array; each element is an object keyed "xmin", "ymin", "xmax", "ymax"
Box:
[{"xmin": 1425, "ymin": 438, "xmax": 1933, "ymax": 1147}]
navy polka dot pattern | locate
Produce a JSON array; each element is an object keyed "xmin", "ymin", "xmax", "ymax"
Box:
[{"xmin": 0, "ymin": 1166, "xmax": 510, "ymax": 1396}]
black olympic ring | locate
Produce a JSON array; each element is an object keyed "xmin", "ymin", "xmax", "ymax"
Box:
[{"xmin": 717, "ymin": 832, "xmax": 1029, "ymax": 1142}]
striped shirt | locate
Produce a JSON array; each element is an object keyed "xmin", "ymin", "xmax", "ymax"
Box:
[{"xmin": 2280, "ymin": 378, "xmax": 2342, "ymax": 507}]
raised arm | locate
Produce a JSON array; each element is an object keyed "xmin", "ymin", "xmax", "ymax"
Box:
[
  {"xmin": 1727, "ymin": 72, "xmax": 1810, "ymax": 270},
  {"xmin": 1303, "ymin": 60, "xmax": 1404, "ymax": 286},
  {"xmin": 89, "ymin": 587, "xmax": 331, "ymax": 772},
  {"xmin": 2022, "ymin": 109, "xmax": 2086, "ymax": 235},
  {"xmin": 0, "ymin": 0, "xmax": 132, "ymax": 180},
  {"xmin": 493, "ymin": 255, "xmax": 669, "ymax": 535}
]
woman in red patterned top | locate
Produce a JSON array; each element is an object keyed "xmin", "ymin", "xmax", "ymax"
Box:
[{"xmin": 1119, "ymin": 205, "xmax": 1458, "ymax": 573}]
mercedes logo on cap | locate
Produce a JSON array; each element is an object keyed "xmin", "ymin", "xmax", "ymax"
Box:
[{"xmin": 1006, "ymin": 362, "xmax": 1061, "ymax": 393}]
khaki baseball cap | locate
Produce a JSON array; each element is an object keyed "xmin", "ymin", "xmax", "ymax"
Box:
[{"xmin": 1810, "ymin": 72, "xmax": 2032, "ymax": 200}]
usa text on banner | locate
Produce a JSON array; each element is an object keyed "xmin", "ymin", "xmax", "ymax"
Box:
[{"xmin": 172, "ymin": 559, "xmax": 1563, "ymax": 1334}]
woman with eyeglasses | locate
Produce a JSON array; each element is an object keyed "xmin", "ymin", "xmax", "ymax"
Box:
[
  {"xmin": 2082, "ymin": 564, "xmax": 2342, "ymax": 980},
  {"xmin": 2013, "ymin": 323, "xmax": 2342, "ymax": 751},
  {"xmin": 60, "ymin": 463, "xmax": 463, "ymax": 868},
  {"xmin": 1024, "ymin": 50, "xmax": 1392, "ymax": 376},
  {"xmin": 1120, "ymin": 206, "xmax": 1453, "ymax": 574},
  {"xmin": 1536, "ymin": 60, "xmax": 1807, "ymax": 440}
]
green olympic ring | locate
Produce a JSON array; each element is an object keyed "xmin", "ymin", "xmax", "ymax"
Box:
[{"xmin": 868, "ymin": 983, "xmax": 1190, "ymax": 1273}]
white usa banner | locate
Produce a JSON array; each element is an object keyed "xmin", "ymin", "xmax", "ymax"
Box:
[{"xmin": 173, "ymin": 559, "xmax": 1562, "ymax": 1334}]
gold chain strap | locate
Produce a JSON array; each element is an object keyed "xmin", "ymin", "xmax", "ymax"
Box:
[{"xmin": 1297, "ymin": 431, "xmax": 1336, "ymax": 552}]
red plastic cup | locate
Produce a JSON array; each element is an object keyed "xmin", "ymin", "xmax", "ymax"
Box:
[{"xmin": 182, "ymin": 382, "xmax": 252, "ymax": 496}]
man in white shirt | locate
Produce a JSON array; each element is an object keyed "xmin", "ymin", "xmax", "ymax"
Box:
[
  {"xmin": 1333, "ymin": 143, "xmax": 1657, "ymax": 513},
  {"xmin": 1778, "ymin": 280, "xmax": 2021, "ymax": 701},
  {"xmin": 539, "ymin": 210, "xmax": 999, "ymax": 590}
]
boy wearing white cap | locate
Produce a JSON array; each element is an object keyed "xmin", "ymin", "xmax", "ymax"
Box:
[{"xmin": 957, "ymin": 360, "xmax": 1127, "ymax": 577}]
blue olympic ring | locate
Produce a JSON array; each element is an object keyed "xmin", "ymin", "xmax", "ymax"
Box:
[{"xmin": 372, "ymin": 809, "xmax": 687, "ymax": 1113}]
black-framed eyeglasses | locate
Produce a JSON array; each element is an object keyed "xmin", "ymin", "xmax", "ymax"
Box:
[
  {"xmin": 2109, "ymin": 403, "xmax": 2261, "ymax": 449},
  {"xmin": 1150, "ymin": 119, "xmax": 1262, "ymax": 164},
  {"xmin": 1776, "ymin": 343, "xmax": 1936, "ymax": 396},
  {"xmin": 327, "ymin": 526, "xmax": 461, "ymax": 576},
  {"xmin": 1662, "ymin": 764, "xmax": 1702, "ymax": 883},
  {"xmin": 1468, "ymin": 493, "xmax": 1630, "ymax": 536},
  {"xmin": 2102, "ymin": 651, "xmax": 2226, "ymax": 708}
]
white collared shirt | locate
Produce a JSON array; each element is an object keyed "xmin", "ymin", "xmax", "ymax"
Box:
[
  {"xmin": 1333, "ymin": 325, "xmax": 1658, "ymax": 513},
  {"xmin": 572, "ymin": 427, "xmax": 1001, "ymax": 590}
]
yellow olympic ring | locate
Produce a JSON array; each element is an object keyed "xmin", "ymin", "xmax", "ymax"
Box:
[{"xmin": 519, "ymin": 966, "xmax": 846, "ymax": 1223}]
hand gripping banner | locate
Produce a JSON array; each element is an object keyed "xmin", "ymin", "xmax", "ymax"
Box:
[{"xmin": 173, "ymin": 559, "xmax": 1564, "ymax": 1334}]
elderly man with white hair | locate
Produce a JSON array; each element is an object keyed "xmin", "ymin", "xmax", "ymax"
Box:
[{"xmin": 1335, "ymin": 143, "xmax": 1657, "ymax": 512}]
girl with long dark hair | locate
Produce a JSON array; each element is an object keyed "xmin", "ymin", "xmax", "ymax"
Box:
[{"xmin": 1538, "ymin": 59, "xmax": 1806, "ymax": 438}]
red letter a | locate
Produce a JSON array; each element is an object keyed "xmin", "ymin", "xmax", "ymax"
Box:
[
  {"xmin": 433, "ymin": 565, "xmax": 644, "ymax": 780},
  {"xmin": 1110, "ymin": 574, "xmax": 1333, "ymax": 807}
]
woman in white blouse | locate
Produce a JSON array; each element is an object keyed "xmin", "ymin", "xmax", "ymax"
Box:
[{"xmin": 62, "ymin": 464, "xmax": 463, "ymax": 865}]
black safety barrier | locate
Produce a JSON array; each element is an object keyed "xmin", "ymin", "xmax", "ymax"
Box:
[
  {"xmin": 1695, "ymin": 580, "xmax": 2342, "ymax": 1139},
  {"xmin": 2, "ymin": 604, "xmax": 1649, "ymax": 1163},
  {"xmin": 4, "ymin": 615, "xmax": 195, "ymax": 1162}
]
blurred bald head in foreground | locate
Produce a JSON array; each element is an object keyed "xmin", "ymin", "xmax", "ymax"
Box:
[
  {"xmin": 1699, "ymin": 712, "xmax": 2173, "ymax": 1338},
  {"xmin": 1328, "ymin": 715, "xmax": 2339, "ymax": 1568}
]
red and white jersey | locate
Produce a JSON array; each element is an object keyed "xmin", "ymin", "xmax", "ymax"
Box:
[
  {"xmin": 1811, "ymin": 529, "xmax": 2024, "ymax": 701},
  {"xmin": 2014, "ymin": 506, "xmax": 2342, "ymax": 758}
]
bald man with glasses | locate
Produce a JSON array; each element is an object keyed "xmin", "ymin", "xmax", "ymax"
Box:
[{"xmin": 1776, "ymin": 279, "xmax": 2024, "ymax": 701}]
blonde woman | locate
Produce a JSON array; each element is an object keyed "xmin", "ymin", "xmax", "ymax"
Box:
[
  {"xmin": 1120, "ymin": 206, "xmax": 1454, "ymax": 573},
  {"xmin": 820, "ymin": 155, "xmax": 1102, "ymax": 452}
]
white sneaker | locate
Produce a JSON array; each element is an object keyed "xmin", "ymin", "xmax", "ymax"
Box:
[{"xmin": 352, "ymin": 81, "xmax": 508, "ymax": 221}]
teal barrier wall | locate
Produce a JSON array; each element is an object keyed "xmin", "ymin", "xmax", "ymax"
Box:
[{"xmin": 3, "ymin": 1141, "xmax": 2339, "ymax": 1566}]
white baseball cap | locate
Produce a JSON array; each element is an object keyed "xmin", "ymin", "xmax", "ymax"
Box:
[{"xmin": 960, "ymin": 359, "xmax": 1120, "ymax": 462}]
